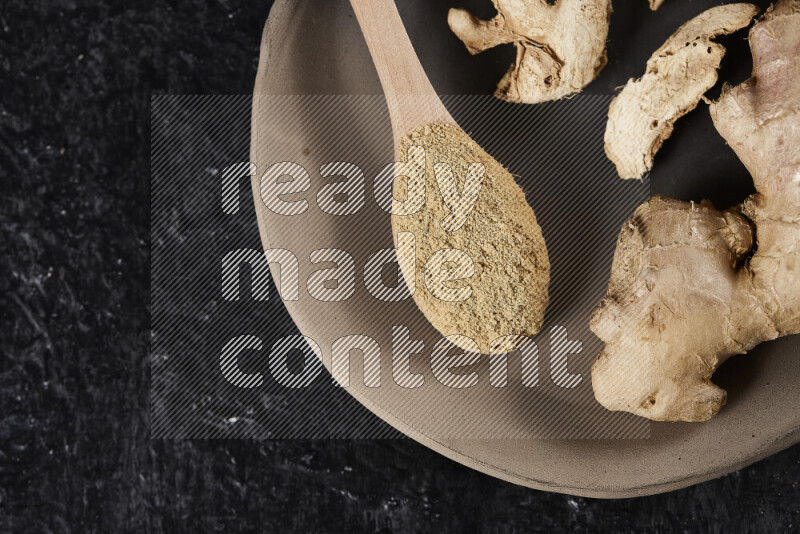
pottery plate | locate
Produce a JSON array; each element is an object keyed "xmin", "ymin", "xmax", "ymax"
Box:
[{"xmin": 250, "ymin": 0, "xmax": 800, "ymax": 497}]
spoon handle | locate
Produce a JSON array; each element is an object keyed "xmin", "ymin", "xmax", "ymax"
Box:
[{"xmin": 350, "ymin": 0, "xmax": 454, "ymax": 142}]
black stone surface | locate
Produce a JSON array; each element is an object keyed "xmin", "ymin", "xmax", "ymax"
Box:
[{"xmin": 1, "ymin": 0, "xmax": 799, "ymax": 532}]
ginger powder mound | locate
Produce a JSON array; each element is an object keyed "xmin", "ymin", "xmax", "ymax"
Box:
[{"xmin": 392, "ymin": 123, "xmax": 550, "ymax": 353}]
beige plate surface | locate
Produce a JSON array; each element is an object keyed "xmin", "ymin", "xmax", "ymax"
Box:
[{"xmin": 250, "ymin": 0, "xmax": 800, "ymax": 497}]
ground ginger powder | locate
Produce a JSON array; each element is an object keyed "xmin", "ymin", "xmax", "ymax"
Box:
[{"xmin": 392, "ymin": 123, "xmax": 550, "ymax": 353}]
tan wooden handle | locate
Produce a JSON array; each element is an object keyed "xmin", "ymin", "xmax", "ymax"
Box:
[{"xmin": 350, "ymin": 0, "xmax": 454, "ymax": 141}]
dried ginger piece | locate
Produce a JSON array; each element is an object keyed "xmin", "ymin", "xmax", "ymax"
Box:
[
  {"xmin": 591, "ymin": 0, "xmax": 800, "ymax": 422},
  {"xmin": 448, "ymin": 0, "xmax": 612, "ymax": 104},
  {"xmin": 604, "ymin": 4, "xmax": 758, "ymax": 180}
]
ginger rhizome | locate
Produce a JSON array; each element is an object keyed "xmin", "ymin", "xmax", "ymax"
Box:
[
  {"xmin": 591, "ymin": 0, "xmax": 800, "ymax": 422},
  {"xmin": 448, "ymin": 0, "xmax": 611, "ymax": 104},
  {"xmin": 604, "ymin": 4, "xmax": 758, "ymax": 179}
]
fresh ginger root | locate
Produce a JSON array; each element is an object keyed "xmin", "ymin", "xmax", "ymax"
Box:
[
  {"xmin": 590, "ymin": 0, "xmax": 800, "ymax": 422},
  {"xmin": 448, "ymin": 0, "xmax": 611, "ymax": 104},
  {"xmin": 604, "ymin": 4, "xmax": 758, "ymax": 179}
]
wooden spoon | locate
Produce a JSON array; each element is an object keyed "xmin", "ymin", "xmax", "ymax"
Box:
[
  {"xmin": 349, "ymin": 0, "xmax": 551, "ymax": 354},
  {"xmin": 349, "ymin": 0, "xmax": 457, "ymax": 146}
]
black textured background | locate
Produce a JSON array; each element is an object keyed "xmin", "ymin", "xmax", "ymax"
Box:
[{"xmin": 1, "ymin": 0, "xmax": 799, "ymax": 532}]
